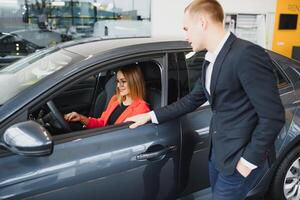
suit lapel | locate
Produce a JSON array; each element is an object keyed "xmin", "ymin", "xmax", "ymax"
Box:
[{"xmin": 210, "ymin": 33, "xmax": 236, "ymax": 104}]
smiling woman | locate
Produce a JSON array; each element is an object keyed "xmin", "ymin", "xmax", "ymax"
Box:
[{"xmin": 64, "ymin": 64, "xmax": 150, "ymax": 129}]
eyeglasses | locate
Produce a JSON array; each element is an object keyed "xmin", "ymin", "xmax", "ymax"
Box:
[{"xmin": 116, "ymin": 79, "xmax": 127, "ymax": 86}]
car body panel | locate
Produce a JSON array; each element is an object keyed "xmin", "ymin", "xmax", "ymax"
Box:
[{"xmin": 0, "ymin": 119, "xmax": 180, "ymax": 199}]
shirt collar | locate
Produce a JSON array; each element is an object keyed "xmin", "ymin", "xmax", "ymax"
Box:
[{"xmin": 204, "ymin": 31, "xmax": 231, "ymax": 64}]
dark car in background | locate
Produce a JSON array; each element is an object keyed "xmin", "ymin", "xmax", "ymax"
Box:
[
  {"xmin": 0, "ymin": 38, "xmax": 300, "ymax": 200},
  {"xmin": 0, "ymin": 32, "xmax": 43, "ymax": 68},
  {"xmin": 10, "ymin": 29, "xmax": 72, "ymax": 48},
  {"xmin": 0, "ymin": 30, "xmax": 72, "ymax": 69}
]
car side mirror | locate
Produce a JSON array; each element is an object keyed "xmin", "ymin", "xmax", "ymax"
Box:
[{"xmin": 0, "ymin": 121, "xmax": 53, "ymax": 156}]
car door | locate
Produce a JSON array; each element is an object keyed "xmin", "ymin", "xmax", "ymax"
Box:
[
  {"xmin": 0, "ymin": 124, "xmax": 180, "ymax": 200},
  {"xmin": 0, "ymin": 55, "xmax": 181, "ymax": 200},
  {"xmin": 268, "ymin": 53, "xmax": 300, "ymax": 154},
  {"xmin": 167, "ymin": 51, "xmax": 212, "ymax": 197}
]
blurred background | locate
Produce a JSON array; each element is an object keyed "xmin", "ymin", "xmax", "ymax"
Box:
[{"xmin": 1, "ymin": 0, "xmax": 300, "ymax": 68}]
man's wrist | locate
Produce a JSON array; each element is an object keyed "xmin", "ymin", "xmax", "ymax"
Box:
[{"xmin": 149, "ymin": 111, "xmax": 159, "ymax": 124}]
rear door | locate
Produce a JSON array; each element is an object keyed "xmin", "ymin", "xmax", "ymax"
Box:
[{"xmin": 167, "ymin": 51, "xmax": 212, "ymax": 196}]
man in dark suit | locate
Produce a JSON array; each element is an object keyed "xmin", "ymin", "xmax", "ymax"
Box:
[{"xmin": 126, "ymin": 0, "xmax": 285, "ymax": 199}]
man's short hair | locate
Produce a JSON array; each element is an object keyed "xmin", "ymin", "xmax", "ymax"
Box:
[{"xmin": 185, "ymin": 0, "xmax": 224, "ymax": 23}]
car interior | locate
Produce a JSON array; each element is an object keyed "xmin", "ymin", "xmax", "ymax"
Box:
[{"xmin": 28, "ymin": 60, "xmax": 162, "ymax": 135}]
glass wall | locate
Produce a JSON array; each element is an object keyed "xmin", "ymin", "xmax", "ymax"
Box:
[{"xmin": 0, "ymin": 0, "xmax": 151, "ymax": 68}]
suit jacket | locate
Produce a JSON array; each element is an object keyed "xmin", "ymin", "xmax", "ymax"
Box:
[
  {"xmin": 154, "ymin": 33, "xmax": 285, "ymax": 175},
  {"xmin": 86, "ymin": 95, "xmax": 150, "ymax": 129}
]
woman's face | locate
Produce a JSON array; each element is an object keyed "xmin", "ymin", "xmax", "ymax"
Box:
[{"xmin": 116, "ymin": 71, "xmax": 129, "ymax": 97}]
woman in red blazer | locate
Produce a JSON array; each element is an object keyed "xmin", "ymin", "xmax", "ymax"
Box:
[{"xmin": 64, "ymin": 65, "xmax": 150, "ymax": 129}]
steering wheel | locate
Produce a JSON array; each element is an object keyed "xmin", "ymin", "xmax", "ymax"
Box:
[{"xmin": 46, "ymin": 100, "xmax": 71, "ymax": 132}]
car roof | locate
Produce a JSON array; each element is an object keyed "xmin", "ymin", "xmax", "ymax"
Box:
[{"xmin": 61, "ymin": 37, "xmax": 191, "ymax": 57}]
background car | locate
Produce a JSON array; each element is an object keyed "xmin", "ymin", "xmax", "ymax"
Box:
[
  {"xmin": 0, "ymin": 32, "xmax": 43, "ymax": 68},
  {"xmin": 11, "ymin": 29, "xmax": 72, "ymax": 48},
  {"xmin": 0, "ymin": 37, "xmax": 299, "ymax": 200},
  {"xmin": 0, "ymin": 30, "xmax": 72, "ymax": 69}
]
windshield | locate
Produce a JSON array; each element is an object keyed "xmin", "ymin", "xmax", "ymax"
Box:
[{"xmin": 0, "ymin": 47, "xmax": 78, "ymax": 104}]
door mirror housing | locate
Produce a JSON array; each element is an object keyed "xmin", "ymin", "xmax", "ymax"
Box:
[{"xmin": 0, "ymin": 121, "xmax": 53, "ymax": 156}]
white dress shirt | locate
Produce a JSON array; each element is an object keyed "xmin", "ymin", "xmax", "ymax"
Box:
[
  {"xmin": 204, "ymin": 32, "xmax": 230, "ymax": 94},
  {"xmin": 150, "ymin": 32, "xmax": 257, "ymax": 170}
]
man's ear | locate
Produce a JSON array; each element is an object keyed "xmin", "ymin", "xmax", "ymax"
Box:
[
  {"xmin": 200, "ymin": 16, "xmax": 208, "ymax": 31},
  {"xmin": 196, "ymin": 15, "xmax": 207, "ymax": 32}
]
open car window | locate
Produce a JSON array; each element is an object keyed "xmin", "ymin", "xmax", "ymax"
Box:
[{"xmin": 28, "ymin": 60, "xmax": 162, "ymax": 136}]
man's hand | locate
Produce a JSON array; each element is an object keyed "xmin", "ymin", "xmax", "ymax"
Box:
[
  {"xmin": 236, "ymin": 160, "xmax": 252, "ymax": 178},
  {"xmin": 125, "ymin": 112, "xmax": 151, "ymax": 128}
]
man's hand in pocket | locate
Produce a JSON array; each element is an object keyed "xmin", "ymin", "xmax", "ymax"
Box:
[{"xmin": 236, "ymin": 160, "xmax": 252, "ymax": 178}]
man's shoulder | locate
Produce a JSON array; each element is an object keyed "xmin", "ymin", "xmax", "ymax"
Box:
[{"xmin": 234, "ymin": 37, "xmax": 264, "ymax": 52}]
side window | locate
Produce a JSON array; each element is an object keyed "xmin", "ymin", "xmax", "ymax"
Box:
[
  {"xmin": 271, "ymin": 63, "xmax": 290, "ymax": 89},
  {"xmin": 139, "ymin": 61, "xmax": 162, "ymax": 110},
  {"xmin": 167, "ymin": 53, "xmax": 180, "ymax": 104},
  {"xmin": 276, "ymin": 59, "xmax": 300, "ymax": 84},
  {"xmin": 175, "ymin": 51, "xmax": 205, "ymax": 98},
  {"xmin": 2, "ymin": 35, "xmax": 15, "ymax": 44},
  {"xmin": 28, "ymin": 60, "xmax": 162, "ymax": 136},
  {"xmin": 184, "ymin": 51, "xmax": 205, "ymax": 91},
  {"xmin": 269, "ymin": 52, "xmax": 300, "ymax": 88}
]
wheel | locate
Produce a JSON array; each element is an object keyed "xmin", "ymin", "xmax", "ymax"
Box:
[
  {"xmin": 270, "ymin": 145, "xmax": 300, "ymax": 200},
  {"xmin": 46, "ymin": 100, "xmax": 71, "ymax": 132}
]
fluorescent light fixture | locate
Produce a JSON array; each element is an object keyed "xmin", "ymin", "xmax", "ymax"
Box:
[
  {"xmin": 51, "ymin": 1, "xmax": 65, "ymax": 6},
  {"xmin": 92, "ymin": 2, "xmax": 102, "ymax": 7}
]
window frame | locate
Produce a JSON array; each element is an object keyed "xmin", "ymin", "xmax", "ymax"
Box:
[
  {"xmin": 271, "ymin": 59, "xmax": 295, "ymax": 93},
  {"xmin": 31, "ymin": 54, "xmax": 165, "ymax": 140}
]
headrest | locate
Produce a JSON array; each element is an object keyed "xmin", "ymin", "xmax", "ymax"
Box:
[{"xmin": 139, "ymin": 61, "xmax": 161, "ymax": 81}]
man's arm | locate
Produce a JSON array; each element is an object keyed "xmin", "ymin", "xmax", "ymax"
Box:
[
  {"xmin": 237, "ymin": 44, "xmax": 285, "ymax": 167},
  {"xmin": 126, "ymin": 77, "xmax": 207, "ymax": 128}
]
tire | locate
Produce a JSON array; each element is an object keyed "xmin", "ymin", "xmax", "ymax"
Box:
[{"xmin": 270, "ymin": 145, "xmax": 300, "ymax": 200}]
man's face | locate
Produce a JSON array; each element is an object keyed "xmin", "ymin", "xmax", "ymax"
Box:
[{"xmin": 183, "ymin": 12, "xmax": 205, "ymax": 52}]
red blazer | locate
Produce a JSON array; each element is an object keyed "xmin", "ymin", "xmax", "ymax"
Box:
[{"xmin": 86, "ymin": 95, "xmax": 150, "ymax": 129}]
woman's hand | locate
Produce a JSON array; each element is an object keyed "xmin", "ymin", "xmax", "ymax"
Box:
[
  {"xmin": 64, "ymin": 112, "xmax": 89, "ymax": 125},
  {"xmin": 64, "ymin": 112, "xmax": 81, "ymax": 122}
]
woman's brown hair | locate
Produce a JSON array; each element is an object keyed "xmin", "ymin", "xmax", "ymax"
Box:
[{"xmin": 116, "ymin": 64, "xmax": 146, "ymax": 103}]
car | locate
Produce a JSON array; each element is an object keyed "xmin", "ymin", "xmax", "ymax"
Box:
[
  {"xmin": 10, "ymin": 29, "xmax": 72, "ymax": 48},
  {"xmin": 0, "ymin": 37, "xmax": 299, "ymax": 200},
  {"xmin": 0, "ymin": 32, "xmax": 43, "ymax": 69},
  {"xmin": 0, "ymin": 30, "xmax": 72, "ymax": 69}
]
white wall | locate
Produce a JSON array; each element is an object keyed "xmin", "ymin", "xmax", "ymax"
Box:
[
  {"xmin": 151, "ymin": 0, "xmax": 277, "ymax": 38},
  {"xmin": 151, "ymin": 0, "xmax": 191, "ymax": 37},
  {"xmin": 220, "ymin": 0, "xmax": 276, "ymax": 14}
]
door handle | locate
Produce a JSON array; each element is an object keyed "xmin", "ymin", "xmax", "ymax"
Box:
[
  {"xmin": 136, "ymin": 145, "xmax": 176, "ymax": 161},
  {"xmin": 194, "ymin": 127, "xmax": 209, "ymax": 137}
]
